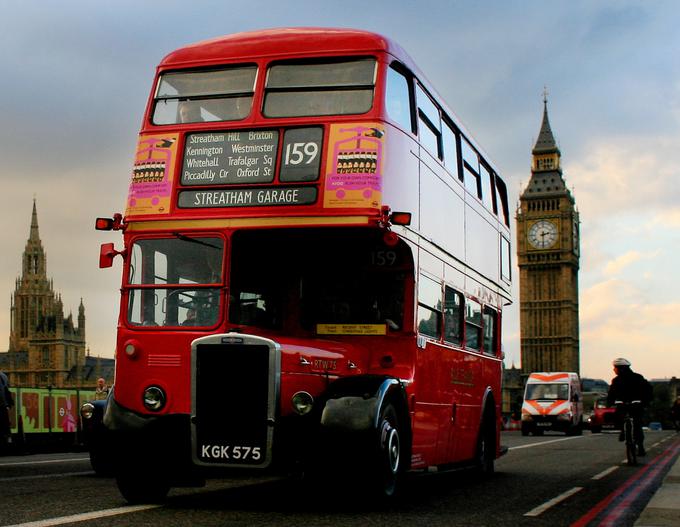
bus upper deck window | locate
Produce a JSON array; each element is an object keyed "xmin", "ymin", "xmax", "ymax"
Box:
[
  {"xmin": 152, "ymin": 65, "xmax": 257, "ymax": 125},
  {"xmin": 386, "ymin": 66, "xmax": 412, "ymax": 132},
  {"xmin": 263, "ymin": 58, "xmax": 376, "ymax": 118}
]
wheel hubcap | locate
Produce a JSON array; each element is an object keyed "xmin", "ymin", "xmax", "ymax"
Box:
[{"xmin": 384, "ymin": 425, "xmax": 400, "ymax": 473}]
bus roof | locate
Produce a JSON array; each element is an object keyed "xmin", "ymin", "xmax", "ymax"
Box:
[
  {"xmin": 154, "ymin": 27, "xmax": 503, "ymax": 187},
  {"xmin": 159, "ymin": 27, "xmax": 412, "ymax": 69}
]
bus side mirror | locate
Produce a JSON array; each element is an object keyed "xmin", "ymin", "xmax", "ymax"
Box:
[
  {"xmin": 99, "ymin": 243, "xmax": 115, "ymax": 268},
  {"xmin": 95, "ymin": 213, "xmax": 125, "ymax": 231},
  {"xmin": 99, "ymin": 243, "xmax": 125, "ymax": 268}
]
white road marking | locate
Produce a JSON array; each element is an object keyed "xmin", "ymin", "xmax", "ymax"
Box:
[
  {"xmin": 509, "ymin": 435, "xmax": 586, "ymax": 450},
  {"xmin": 0, "ymin": 471, "xmax": 94, "ymax": 482},
  {"xmin": 524, "ymin": 487, "xmax": 583, "ymax": 517},
  {"xmin": 4, "ymin": 505, "xmax": 163, "ymax": 527},
  {"xmin": 0, "ymin": 457, "xmax": 89, "ymax": 467},
  {"xmin": 592, "ymin": 466, "xmax": 619, "ymax": 480}
]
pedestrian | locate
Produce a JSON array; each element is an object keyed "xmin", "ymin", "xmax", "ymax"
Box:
[
  {"xmin": 0, "ymin": 370, "xmax": 14, "ymax": 454},
  {"xmin": 671, "ymin": 395, "xmax": 680, "ymax": 433},
  {"xmin": 606, "ymin": 358, "xmax": 653, "ymax": 456},
  {"xmin": 94, "ymin": 378, "xmax": 109, "ymax": 401}
]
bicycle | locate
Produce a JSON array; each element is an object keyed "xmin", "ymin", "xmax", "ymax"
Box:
[{"xmin": 615, "ymin": 400, "xmax": 641, "ymax": 466}]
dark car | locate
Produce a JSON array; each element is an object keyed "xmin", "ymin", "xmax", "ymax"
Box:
[
  {"xmin": 80, "ymin": 396, "xmax": 114, "ymax": 475},
  {"xmin": 588, "ymin": 397, "xmax": 618, "ymax": 433}
]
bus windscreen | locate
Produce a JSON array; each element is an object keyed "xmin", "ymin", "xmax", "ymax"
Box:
[
  {"xmin": 263, "ymin": 58, "xmax": 376, "ymax": 118},
  {"xmin": 152, "ymin": 66, "xmax": 257, "ymax": 124}
]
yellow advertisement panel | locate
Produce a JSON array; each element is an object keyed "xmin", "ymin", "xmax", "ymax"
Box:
[
  {"xmin": 317, "ymin": 324, "xmax": 387, "ymax": 336},
  {"xmin": 125, "ymin": 133, "xmax": 180, "ymax": 216},
  {"xmin": 324, "ymin": 123, "xmax": 385, "ymax": 209}
]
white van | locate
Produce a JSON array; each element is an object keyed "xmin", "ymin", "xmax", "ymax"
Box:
[{"xmin": 521, "ymin": 372, "xmax": 583, "ymax": 436}]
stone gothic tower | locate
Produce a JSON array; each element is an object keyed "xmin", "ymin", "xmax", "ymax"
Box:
[
  {"xmin": 5, "ymin": 200, "xmax": 87, "ymax": 387},
  {"xmin": 516, "ymin": 97, "xmax": 580, "ymax": 375}
]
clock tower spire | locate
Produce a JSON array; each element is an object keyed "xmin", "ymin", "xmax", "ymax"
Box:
[{"xmin": 516, "ymin": 95, "xmax": 580, "ymax": 376}]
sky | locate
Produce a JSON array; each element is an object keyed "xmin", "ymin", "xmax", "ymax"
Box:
[{"xmin": 1, "ymin": 1, "xmax": 679, "ymax": 382}]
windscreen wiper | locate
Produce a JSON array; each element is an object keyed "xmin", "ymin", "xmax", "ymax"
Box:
[{"xmin": 172, "ymin": 232, "xmax": 221, "ymax": 250}]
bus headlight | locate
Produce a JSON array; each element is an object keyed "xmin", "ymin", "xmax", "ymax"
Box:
[
  {"xmin": 80, "ymin": 402, "xmax": 95, "ymax": 420},
  {"xmin": 557, "ymin": 413, "xmax": 571, "ymax": 421},
  {"xmin": 143, "ymin": 386, "xmax": 166, "ymax": 412},
  {"xmin": 291, "ymin": 391, "xmax": 314, "ymax": 415},
  {"xmin": 521, "ymin": 413, "xmax": 533, "ymax": 422}
]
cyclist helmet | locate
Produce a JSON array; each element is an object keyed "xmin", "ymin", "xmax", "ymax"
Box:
[{"xmin": 613, "ymin": 357, "xmax": 631, "ymax": 367}]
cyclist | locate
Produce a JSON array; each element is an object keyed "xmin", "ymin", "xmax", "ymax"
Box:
[
  {"xmin": 672, "ymin": 395, "xmax": 680, "ymax": 433},
  {"xmin": 606, "ymin": 358, "xmax": 652, "ymax": 456}
]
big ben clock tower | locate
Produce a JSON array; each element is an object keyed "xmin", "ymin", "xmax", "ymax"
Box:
[{"xmin": 517, "ymin": 95, "xmax": 580, "ymax": 375}]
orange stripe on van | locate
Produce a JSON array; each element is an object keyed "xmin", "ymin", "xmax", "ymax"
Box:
[
  {"xmin": 530, "ymin": 373, "xmax": 570, "ymax": 382},
  {"xmin": 525, "ymin": 400, "xmax": 568, "ymax": 415}
]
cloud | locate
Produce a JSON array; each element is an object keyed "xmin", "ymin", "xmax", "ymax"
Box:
[
  {"xmin": 579, "ymin": 279, "xmax": 680, "ymax": 379},
  {"xmin": 651, "ymin": 208, "xmax": 680, "ymax": 228},
  {"xmin": 603, "ymin": 250, "xmax": 661, "ymax": 277},
  {"xmin": 567, "ymin": 134, "xmax": 680, "ymax": 222}
]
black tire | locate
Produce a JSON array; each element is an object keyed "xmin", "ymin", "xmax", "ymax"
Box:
[
  {"xmin": 371, "ymin": 403, "xmax": 403, "ymax": 498},
  {"xmin": 625, "ymin": 420, "xmax": 637, "ymax": 466},
  {"xmin": 476, "ymin": 414, "xmax": 495, "ymax": 475},
  {"xmin": 89, "ymin": 445, "xmax": 114, "ymax": 477},
  {"xmin": 521, "ymin": 423, "xmax": 530, "ymax": 437},
  {"xmin": 626, "ymin": 441, "xmax": 637, "ymax": 466},
  {"xmin": 591, "ymin": 426, "xmax": 602, "ymax": 434},
  {"xmin": 116, "ymin": 468, "xmax": 170, "ymax": 504},
  {"xmin": 566, "ymin": 422, "xmax": 582, "ymax": 436}
]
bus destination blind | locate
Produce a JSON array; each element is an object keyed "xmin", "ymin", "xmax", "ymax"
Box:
[
  {"xmin": 182, "ymin": 130, "xmax": 279, "ymax": 186},
  {"xmin": 178, "ymin": 186, "xmax": 317, "ymax": 208}
]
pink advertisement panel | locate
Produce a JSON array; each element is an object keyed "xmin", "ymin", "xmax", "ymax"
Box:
[{"xmin": 324, "ymin": 123, "xmax": 385, "ymax": 209}]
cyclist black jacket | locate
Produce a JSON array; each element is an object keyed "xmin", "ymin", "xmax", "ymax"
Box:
[{"xmin": 607, "ymin": 368, "xmax": 652, "ymax": 407}]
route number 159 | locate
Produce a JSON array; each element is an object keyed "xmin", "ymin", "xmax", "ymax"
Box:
[
  {"xmin": 284, "ymin": 142, "xmax": 319, "ymax": 166},
  {"xmin": 279, "ymin": 127, "xmax": 323, "ymax": 182}
]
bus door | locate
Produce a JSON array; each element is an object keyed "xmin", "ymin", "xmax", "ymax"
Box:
[
  {"xmin": 452, "ymin": 302, "xmax": 498, "ymax": 461},
  {"xmin": 449, "ymin": 351, "xmax": 483, "ymax": 462},
  {"xmin": 413, "ymin": 275, "xmax": 458, "ymax": 465},
  {"xmin": 443, "ymin": 287, "xmax": 482, "ymax": 462}
]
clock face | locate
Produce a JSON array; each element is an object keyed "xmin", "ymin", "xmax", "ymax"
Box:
[{"xmin": 528, "ymin": 220, "xmax": 558, "ymax": 249}]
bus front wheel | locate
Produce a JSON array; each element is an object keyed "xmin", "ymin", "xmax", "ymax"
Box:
[
  {"xmin": 116, "ymin": 469, "xmax": 170, "ymax": 504},
  {"xmin": 89, "ymin": 444, "xmax": 114, "ymax": 477}
]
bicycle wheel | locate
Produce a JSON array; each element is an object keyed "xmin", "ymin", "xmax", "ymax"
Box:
[{"xmin": 625, "ymin": 419, "xmax": 637, "ymax": 466}]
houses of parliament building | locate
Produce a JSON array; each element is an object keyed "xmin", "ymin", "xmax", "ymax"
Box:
[{"xmin": 0, "ymin": 200, "xmax": 113, "ymax": 388}]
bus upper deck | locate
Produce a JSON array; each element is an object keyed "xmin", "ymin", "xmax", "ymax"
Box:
[{"xmin": 119, "ymin": 28, "xmax": 511, "ymax": 303}]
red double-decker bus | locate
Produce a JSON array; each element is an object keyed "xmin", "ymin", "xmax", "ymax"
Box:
[{"xmin": 96, "ymin": 28, "xmax": 512, "ymax": 502}]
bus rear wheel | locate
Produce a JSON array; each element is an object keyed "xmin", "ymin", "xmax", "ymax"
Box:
[
  {"xmin": 475, "ymin": 414, "xmax": 495, "ymax": 475},
  {"xmin": 369, "ymin": 403, "xmax": 402, "ymax": 498}
]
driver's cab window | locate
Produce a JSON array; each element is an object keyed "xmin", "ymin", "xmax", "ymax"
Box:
[{"xmin": 127, "ymin": 236, "xmax": 224, "ymax": 327}]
